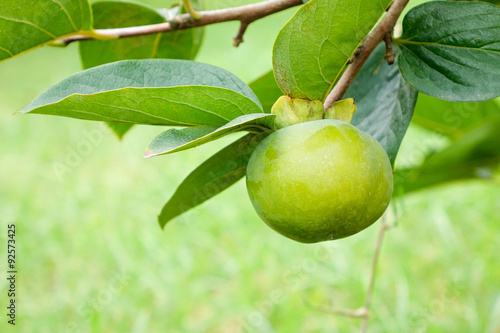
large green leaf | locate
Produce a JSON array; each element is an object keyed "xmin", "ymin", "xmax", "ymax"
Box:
[
  {"xmin": 0, "ymin": 0, "xmax": 93, "ymax": 62},
  {"xmin": 346, "ymin": 43, "xmax": 418, "ymax": 166},
  {"xmin": 80, "ymin": 1, "xmax": 204, "ymax": 69},
  {"xmin": 395, "ymin": 1, "xmax": 500, "ymax": 102},
  {"xmin": 145, "ymin": 113, "xmax": 275, "ymax": 157},
  {"xmin": 79, "ymin": 1, "xmax": 205, "ymax": 139},
  {"xmin": 249, "ymin": 71, "xmax": 283, "ymax": 113},
  {"xmin": 272, "ymin": 0, "xmax": 392, "ymax": 101},
  {"xmin": 18, "ymin": 59, "xmax": 262, "ymax": 123},
  {"xmin": 394, "ymin": 116, "xmax": 500, "ymax": 195},
  {"xmin": 412, "ymin": 95, "xmax": 500, "ymax": 138},
  {"xmin": 18, "ymin": 85, "xmax": 262, "ymax": 126},
  {"xmin": 159, "ymin": 133, "xmax": 267, "ymax": 227}
]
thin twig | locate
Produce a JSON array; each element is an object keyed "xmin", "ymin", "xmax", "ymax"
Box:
[
  {"xmin": 359, "ymin": 213, "xmax": 391, "ymax": 333},
  {"xmin": 323, "ymin": 0, "xmax": 410, "ymax": 111},
  {"xmin": 383, "ymin": 31, "xmax": 396, "ymax": 65},
  {"xmin": 307, "ymin": 302, "xmax": 368, "ymax": 318},
  {"xmin": 233, "ymin": 22, "xmax": 249, "ymax": 47},
  {"xmin": 59, "ymin": 0, "xmax": 303, "ymax": 45},
  {"xmin": 306, "ymin": 209, "xmax": 394, "ymax": 332}
]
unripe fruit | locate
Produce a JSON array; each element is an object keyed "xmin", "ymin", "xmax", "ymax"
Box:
[{"xmin": 246, "ymin": 119, "xmax": 393, "ymax": 243}]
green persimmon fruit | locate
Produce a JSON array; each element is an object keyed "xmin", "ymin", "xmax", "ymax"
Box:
[{"xmin": 246, "ymin": 119, "xmax": 393, "ymax": 243}]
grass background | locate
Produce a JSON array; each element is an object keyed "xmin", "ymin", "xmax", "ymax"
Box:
[{"xmin": 1, "ymin": 0, "xmax": 499, "ymax": 332}]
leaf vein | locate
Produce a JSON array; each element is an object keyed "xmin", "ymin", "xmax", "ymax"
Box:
[
  {"xmin": 434, "ymin": 26, "xmax": 500, "ymax": 44},
  {"xmin": 397, "ymin": 40, "xmax": 500, "ymax": 54},
  {"xmin": 50, "ymin": 0, "xmax": 78, "ymax": 31},
  {"xmin": 0, "ymin": 46, "xmax": 13, "ymax": 56},
  {"xmin": 401, "ymin": 45, "xmax": 473, "ymax": 87},
  {"xmin": 404, "ymin": 11, "xmax": 495, "ymax": 42},
  {"xmin": 90, "ymin": 100, "xmax": 201, "ymax": 125},
  {"xmin": 0, "ymin": 16, "xmax": 56, "ymax": 38}
]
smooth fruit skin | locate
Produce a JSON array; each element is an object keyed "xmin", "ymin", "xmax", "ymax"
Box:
[{"xmin": 246, "ymin": 119, "xmax": 393, "ymax": 243}]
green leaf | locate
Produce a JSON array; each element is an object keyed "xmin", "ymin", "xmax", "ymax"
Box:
[
  {"xmin": 272, "ymin": 0, "xmax": 392, "ymax": 101},
  {"xmin": 248, "ymin": 71, "xmax": 283, "ymax": 113},
  {"xmin": 18, "ymin": 59, "xmax": 262, "ymax": 123},
  {"xmin": 412, "ymin": 95, "xmax": 500, "ymax": 138},
  {"xmin": 19, "ymin": 85, "xmax": 262, "ymax": 126},
  {"xmin": 145, "ymin": 113, "xmax": 275, "ymax": 157},
  {"xmin": 394, "ymin": 116, "xmax": 500, "ymax": 195},
  {"xmin": 159, "ymin": 133, "xmax": 267, "ymax": 227},
  {"xmin": 346, "ymin": 43, "xmax": 418, "ymax": 166},
  {"xmin": 80, "ymin": 1, "xmax": 204, "ymax": 68},
  {"xmin": 396, "ymin": 1, "xmax": 500, "ymax": 102},
  {"xmin": 79, "ymin": 1, "xmax": 205, "ymax": 138},
  {"xmin": 0, "ymin": 0, "xmax": 93, "ymax": 62}
]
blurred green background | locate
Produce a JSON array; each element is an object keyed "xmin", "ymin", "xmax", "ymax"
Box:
[{"xmin": 1, "ymin": 0, "xmax": 499, "ymax": 332}]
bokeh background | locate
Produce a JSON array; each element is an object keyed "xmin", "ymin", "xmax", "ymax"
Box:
[{"xmin": 1, "ymin": 0, "xmax": 499, "ymax": 332}]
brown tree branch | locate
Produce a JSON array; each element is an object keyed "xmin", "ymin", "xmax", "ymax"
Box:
[
  {"xmin": 60, "ymin": 0, "xmax": 303, "ymax": 46},
  {"xmin": 323, "ymin": 0, "xmax": 410, "ymax": 111}
]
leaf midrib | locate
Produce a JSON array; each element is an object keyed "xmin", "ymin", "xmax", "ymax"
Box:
[
  {"xmin": 395, "ymin": 39, "xmax": 500, "ymax": 54},
  {"xmin": 398, "ymin": 44, "xmax": 478, "ymax": 87},
  {"xmin": 402, "ymin": 11, "xmax": 497, "ymax": 42},
  {"xmin": 50, "ymin": 0, "xmax": 78, "ymax": 31},
  {"xmin": 0, "ymin": 15, "xmax": 56, "ymax": 38}
]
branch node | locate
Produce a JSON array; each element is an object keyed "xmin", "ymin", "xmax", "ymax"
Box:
[
  {"xmin": 347, "ymin": 44, "xmax": 364, "ymax": 64},
  {"xmin": 233, "ymin": 22, "xmax": 249, "ymax": 47},
  {"xmin": 383, "ymin": 32, "xmax": 396, "ymax": 65},
  {"xmin": 168, "ymin": 16, "xmax": 182, "ymax": 30}
]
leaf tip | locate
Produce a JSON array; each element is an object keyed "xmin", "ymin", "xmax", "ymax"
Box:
[
  {"xmin": 143, "ymin": 149, "xmax": 155, "ymax": 158},
  {"xmin": 158, "ymin": 215, "xmax": 167, "ymax": 229},
  {"xmin": 112, "ymin": 132, "xmax": 126, "ymax": 141},
  {"xmin": 14, "ymin": 105, "xmax": 31, "ymax": 115}
]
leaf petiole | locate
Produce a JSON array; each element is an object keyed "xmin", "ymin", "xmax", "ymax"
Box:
[{"xmin": 182, "ymin": 0, "xmax": 203, "ymax": 20}]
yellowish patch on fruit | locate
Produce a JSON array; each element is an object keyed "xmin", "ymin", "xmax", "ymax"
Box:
[{"xmin": 271, "ymin": 95, "xmax": 324, "ymax": 129}]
